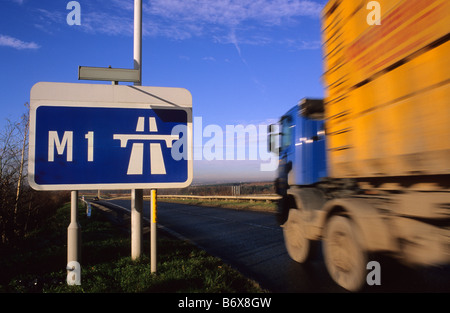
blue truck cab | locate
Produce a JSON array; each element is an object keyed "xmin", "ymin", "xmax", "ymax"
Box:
[{"xmin": 269, "ymin": 99, "xmax": 327, "ymax": 224}]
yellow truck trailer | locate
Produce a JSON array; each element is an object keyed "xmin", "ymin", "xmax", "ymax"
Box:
[{"xmin": 323, "ymin": 0, "xmax": 449, "ymax": 178}]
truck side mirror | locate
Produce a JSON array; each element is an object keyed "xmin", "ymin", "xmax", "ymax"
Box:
[
  {"xmin": 299, "ymin": 98, "xmax": 324, "ymax": 119},
  {"xmin": 268, "ymin": 124, "xmax": 279, "ymax": 154}
]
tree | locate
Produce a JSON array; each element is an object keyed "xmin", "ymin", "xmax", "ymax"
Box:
[
  {"xmin": 0, "ymin": 103, "xmax": 70, "ymax": 245},
  {"xmin": 14, "ymin": 104, "xmax": 29, "ymax": 229},
  {"xmin": 0, "ymin": 113, "xmax": 23, "ymax": 244}
]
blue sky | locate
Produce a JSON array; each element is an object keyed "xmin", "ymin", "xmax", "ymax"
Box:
[{"xmin": 1, "ymin": 0, "xmax": 326, "ymax": 184}]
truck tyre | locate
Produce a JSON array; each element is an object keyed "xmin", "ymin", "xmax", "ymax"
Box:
[
  {"xmin": 323, "ymin": 215, "xmax": 367, "ymax": 292},
  {"xmin": 283, "ymin": 209, "xmax": 313, "ymax": 263}
]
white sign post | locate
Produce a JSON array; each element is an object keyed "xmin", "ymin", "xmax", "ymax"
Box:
[{"xmin": 132, "ymin": 0, "xmax": 143, "ymax": 262}]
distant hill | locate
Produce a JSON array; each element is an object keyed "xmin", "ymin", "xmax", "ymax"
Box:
[{"xmin": 158, "ymin": 181, "xmax": 275, "ymax": 196}]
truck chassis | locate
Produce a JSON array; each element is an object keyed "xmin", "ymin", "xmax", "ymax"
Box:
[{"xmin": 280, "ymin": 177, "xmax": 450, "ymax": 291}]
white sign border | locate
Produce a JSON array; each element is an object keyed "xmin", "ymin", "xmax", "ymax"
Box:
[{"xmin": 28, "ymin": 82, "xmax": 193, "ymax": 191}]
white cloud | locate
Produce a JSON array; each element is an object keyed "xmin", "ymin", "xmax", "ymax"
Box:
[
  {"xmin": 81, "ymin": 11, "xmax": 133, "ymax": 36},
  {"xmin": 146, "ymin": 0, "xmax": 322, "ymax": 26},
  {"xmin": 31, "ymin": 0, "xmax": 323, "ymax": 49},
  {"xmin": 110, "ymin": 0, "xmax": 134, "ymax": 11},
  {"xmin": 283, "ymin": 39, "xmax": 322, "ymax": 50},
  {"xmin": 202, "ymin": 56, "xmax": 216, "ymax": 62},
  {"xmin": 143, "ymin": 0, "xmax": 324, "ymax": 49},
  {"xmin": 0, "ymin": 34, "xmax": 40, "ymax": 50},
  {"xmin": 36, "ymin": 8, "xmax": 65, "ymax": 24}
]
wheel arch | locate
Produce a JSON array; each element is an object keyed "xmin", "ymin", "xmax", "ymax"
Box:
[
  {"xmin": 286, "ymin": 187, "xmax": 327, "ymax": 239},
  {"xmin": 277, "ymin": 193, "xmax": 297, "ymax": 225},
  {"xmin": 320, "ymin": 198, "xmax": 396, "ymax": 253},
  {"xmin": 287, "ymin": 187, "xmax": 326, "ymax": 213}
]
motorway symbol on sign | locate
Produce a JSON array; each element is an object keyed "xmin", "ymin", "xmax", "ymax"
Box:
[
  {"xmin": 29, "ymin": 82, "xmax": 192, "ymax": 190},
  {"xmin": 114, "ymin": 116, "xmax": 179, "ymax": 175}
]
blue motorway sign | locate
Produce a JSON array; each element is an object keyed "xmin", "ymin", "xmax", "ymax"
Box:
[{"xmin": 29, "ymin": 82, "xmax": 192, "ymax": 190}]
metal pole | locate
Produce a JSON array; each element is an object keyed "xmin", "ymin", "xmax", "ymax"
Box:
[
  {"xmin": 131, "ymin": 0, "xmax": 143, "ymax": 261},
  {"xmin": 131, "ymin": 189, "xmax": 143, "ymax": 260},
  {"xmin": 67, "ymin": 191, "xmax": 80, "ymax": 283},
  {"xmin": 134, "ymin": 0, "xmax": 142, "ymax": 85},
  {"xmin": 151, "ymin": 189, "xmax": 157, "ymax": 273}
]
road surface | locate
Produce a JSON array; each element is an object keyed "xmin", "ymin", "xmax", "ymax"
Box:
[{"xmin": 97, "ymin": 199, "xmax": 450, "ymax": 293}]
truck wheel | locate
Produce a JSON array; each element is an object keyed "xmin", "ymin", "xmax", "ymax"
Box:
[
  {"xmin": 323, "ymin": 216, "xmax": 367, "ymax": 292},
  {"xmin": 283, "ymin": 209, "xmax": 313, "ymax": 263}
]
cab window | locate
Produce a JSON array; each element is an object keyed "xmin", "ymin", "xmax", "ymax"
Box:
[{"xmin": 281, "ymin": 116, "xmax": 293, "ymax": 149}]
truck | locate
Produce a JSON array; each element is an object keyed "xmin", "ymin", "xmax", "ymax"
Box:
[{"xmin": 268, "ymin": 0, "xmax": 450, "ymax": 291}]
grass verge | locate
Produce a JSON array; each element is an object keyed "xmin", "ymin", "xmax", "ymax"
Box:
[{"xmin": 0, "ymin": 202, "xmax": 265, "ymax": 293}]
